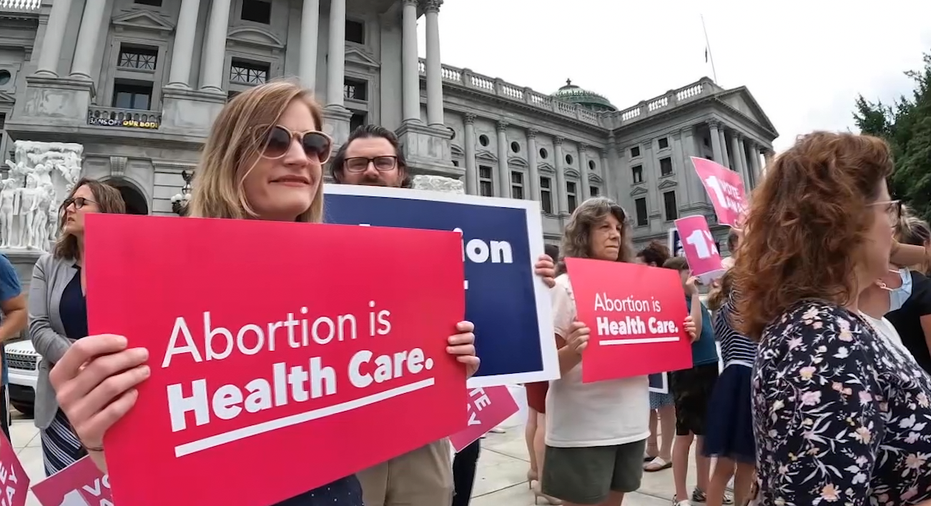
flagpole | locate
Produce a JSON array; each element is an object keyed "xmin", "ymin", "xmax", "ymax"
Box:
[{"xmin": 701, "ymin": 14, "xmax": 718, "ymax": 83}]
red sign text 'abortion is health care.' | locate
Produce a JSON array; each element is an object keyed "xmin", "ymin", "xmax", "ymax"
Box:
[
  {"xmin": 31, "ymin": 456, "xmax": 111, "ymax": 506},
  {"xmin": 450, "ymin": 386, "xmax": 519, "ymax": 452},
  {"xmin": 691, "ymin": 157, "xmax": 748, "ymax": 227},
  {"xmin": 85, "ymin": 215, "xmax": 468, "ymax": 506},
  {"xmin": 564, "ymin": 258, "xmax": 693, "ymax": 383}
]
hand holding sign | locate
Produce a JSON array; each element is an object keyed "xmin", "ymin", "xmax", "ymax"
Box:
[
  {"xmin": 675, "ymin": 215, "xmax": 725, "ymax": 284},
  {"xmin": 691, "ymin": 157, "xmax": 748, "ymax": 226},
  {"xmin": 563, "ymin": 322, "xmax": 590, "ymax": 354}
]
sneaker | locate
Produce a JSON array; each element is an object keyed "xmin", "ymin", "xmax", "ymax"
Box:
[{"xmin": 671, "ymin": 497, "xmax": 691, "ymax": 506}]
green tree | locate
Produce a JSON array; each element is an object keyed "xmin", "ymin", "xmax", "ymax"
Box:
[{"xmin": 854, "ymin": 52, "xmax": 931, "ymax": 222}]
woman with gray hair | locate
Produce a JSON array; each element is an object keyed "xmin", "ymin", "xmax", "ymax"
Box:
[{"xmin": 540, "ymin": 197, "xmax": 697, "ymax": 506}]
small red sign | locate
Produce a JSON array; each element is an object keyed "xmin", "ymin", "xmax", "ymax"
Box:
[
  {"xmin": 31, "ymin": 457, "xmax": 111, "ymax": 506},
  {"xmin": 564, "ymin": 258, "xmax": 693, "ymax": 383},
  {"xmin": 691, "ymin": 157, "xmax": 748, "ymax": 227},
  {"xmin": 449, "ymin": 386, "xmax": 520, "ymax": 452},
  {"xmin": 85, "ymin": 214, "xmax": 468, "ymax": 506},
  {"xmin": 0, "ymin": 434, "xmax": 28, "ymax": 506},
  {"xmin": 674, "ymin": 215, "xmax": 724, "ymax": 284}
]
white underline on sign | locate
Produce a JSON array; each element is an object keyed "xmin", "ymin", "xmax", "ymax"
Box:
[
  {"xmin": 599, "ymin": 336, "xmax": 680, "ymax": 346},
  {"xmin": 173, "ymin": 377, "xmax": 436, "ymax": 457}
]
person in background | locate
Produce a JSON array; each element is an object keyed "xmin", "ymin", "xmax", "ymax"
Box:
[
  {"xmin": 885, "ymin": 208, "xmax": 931, "ymax": 374},
  {"xmin": 543, "ymin": 197, "xmax": 697, "ymax": 506},
  {"xmin": 703, "ymin": 268, "xmax": 756, "ymax": 506},
  {"xmin": 634, "ymin": 241, "xmax": 675, "ymax": 473},
  {"xmin": 28, "ymin": 179, "xmax": 125, "ymax": 475},
  {"xmin": 0, "ymin": 253, "xmax": 27, "ymax": 441},
  {"xmin": 329, "ymin": 124, "xmax": 557, "ymax": 506},
  {"xmin": 735, "ymin": 131, "xmax": 931, "ymax": 504},
  {"xmin": 42, "ymin": 81, "xmax": 482, "ymax": 506},
  {"xmin": 524, "ymin": 243, "xmax": 561, "ymax": 504},
  {"xmin": 663, "ymin": 256, "xmax": 726, "ymax": 506}
]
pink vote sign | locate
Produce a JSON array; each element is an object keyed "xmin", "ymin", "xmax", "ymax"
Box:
[
  {"xmin": 0, "ymin": 433, "xmax": 29, "ymax": 506},
  {"xmin": 31, "ymin": 456, "xmax": 111, "ymax": 506},
  {"xmin": 691, "ymin": 157, "xmax": 748, "ymax": 227},
  {"xmin": 674, "ymin": 215, "xmax": 725, "ymax": 284},
  {"xmin": 449, "ymin": 386, "xmax": 519, "ymax": 452}
]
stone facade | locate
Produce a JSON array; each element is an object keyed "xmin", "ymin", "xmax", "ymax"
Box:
[{"xmin": 0, "ymin": 0, "xmax": 777, "ymax": 253}]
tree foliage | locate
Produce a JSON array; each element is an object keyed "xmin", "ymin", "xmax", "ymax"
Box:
[{"xmin": 854, "ymin": 52, "xmax": 931, "ymax": 222}]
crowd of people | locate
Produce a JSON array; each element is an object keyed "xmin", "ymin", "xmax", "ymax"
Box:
[{"xmin": 8, "ymin": 79, "xmax": 931, "ymax": 506}]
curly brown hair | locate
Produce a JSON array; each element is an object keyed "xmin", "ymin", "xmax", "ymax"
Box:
[
  {"xmin": 556, "ymin": 197, "xmax": 633, "ymax": 275},
  {"xmin": 636, "ymin": 240, "xmax": 670, "ymax": 267},
  {"xmin": 733, "ymin": 132, "xmax": 894, "ymax": 341}
]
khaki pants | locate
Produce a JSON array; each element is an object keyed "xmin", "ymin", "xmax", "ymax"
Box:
[{"xmin": 357, "ymin": 438, "xmax": 454, "ymax": 506}]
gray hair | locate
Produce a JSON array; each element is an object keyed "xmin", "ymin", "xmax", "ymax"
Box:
[{"xmin": 556, "ymin": 197, "xmax": 633, "ymax": 275}]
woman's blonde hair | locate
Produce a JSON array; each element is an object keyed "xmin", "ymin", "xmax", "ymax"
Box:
[
  {"xmin": 188, "ymin": 80, "xmax": 325, "ymax": 222},
  {"xmin": 54, "ymin": 178, "xmax": 126, "ymax": 260},
  {"xmin": 556, "ymin": 197, "xmax": 633, "ymax": 275}
]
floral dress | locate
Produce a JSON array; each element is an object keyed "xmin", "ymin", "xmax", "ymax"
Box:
[{"xmin": 753, "ymin": 300, "xmax": 931, "ymax": 506}]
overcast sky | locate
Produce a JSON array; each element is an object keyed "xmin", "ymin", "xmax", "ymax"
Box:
[{"xmin": 418, "ymin": 0, "xmax": 931, "ymax": 152}]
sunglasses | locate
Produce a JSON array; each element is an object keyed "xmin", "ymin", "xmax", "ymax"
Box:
[
  {"xmin": 61, "ymin": 197, "xmax": 95, "ymax": 210},
  {"xmin": 259, "ymin": 126, "xmax": 332, "ymax": 163}
]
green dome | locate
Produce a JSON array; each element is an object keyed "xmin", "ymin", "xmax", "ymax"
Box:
[{"xmin": 552, "ymin": 79, "xmax": 618, "ymax": 112}]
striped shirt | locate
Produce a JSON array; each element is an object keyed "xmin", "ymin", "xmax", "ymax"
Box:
[{"xmin": 712, "ymin": 298, "xmax": 757, "ymax": 365}]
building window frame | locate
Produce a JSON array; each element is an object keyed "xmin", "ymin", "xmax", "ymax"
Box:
[
  {"xmin": 478, "ymin": 165, "xmax": 494, "ymax": 197},
  {"xmin": 540, "ymin": 176, "xmax": 554, "ymax": 214},
  {"xmin": 663, "ymin": 190, "xmax": 678, "ymax": 221},
  {"xmin": 102, "ymin": 37, "xmax": 168, "ymax": 112},
  {"xmin": 567, "ymin": 180, "xmax": 578, "ymax": 213},
  {"xmin": 631, "ymin": 164, "xmax": 644, "ymax": 184},
  {"xmin": 659, "ymin": 157, "xmax": 674, "ymax": 177},
  {"xmin": 658, "ymin": 137, "xmax": 669, "ymax": 150},
  {"xmin": 224, "ymin": 51, "xmax": 282, "ymax": 96},
  {"xmin": 635, "ymin": 197, "xmax": 648, "ymax": 227},
  {"xmin": 511, "ymin": 170, "xmax": 525, "ymax": 200},
  {"xmin": 346, "ymin": 18, "xmax": 366, "ymax": 45},
  {"xmin": 590, "ymin": 185, "xmax": 600, "ymax": 198}
]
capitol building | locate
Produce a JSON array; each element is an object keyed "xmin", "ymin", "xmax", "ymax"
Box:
[{"xmin": 0, "ymin": 0, "xmax": 778, "ymax": 251}]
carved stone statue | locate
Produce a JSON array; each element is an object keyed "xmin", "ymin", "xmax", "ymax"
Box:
[
  {"xmin": 0, "ymin": 179, "xmax": 19, "ymax": 249},
  {"xmin": 0, "ymin": 140, "xmax": 84, "ymax": 252}
]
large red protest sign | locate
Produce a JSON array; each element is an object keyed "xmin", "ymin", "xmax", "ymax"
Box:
[
  {"xmin": 31, "ymin": 457, "xmax": 111, "ymax": 506},
  {"xmin": 0, "ymin": 434, "xmax": 28, "ymax": 506},
  {"xmin": 674, "ymin": 215, "xmax": 724, "ymax": 284},
  {"xmin": 85, "ymin": 214, "xmax": 468, "ymax": 506},
  {"xmin": 691, "ymin": 157, "xmax": 748, "ymax": 226},
  {"xmin": 449, "ymin": 386, "xmax": 519, "ymax": 452},
  {"xmin": 564, "ymin": 258, "xmax": 693, "ymax": 383}
]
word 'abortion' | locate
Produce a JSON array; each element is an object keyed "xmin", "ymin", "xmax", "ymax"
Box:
[
  {"xmin": 161, "ymin": 302, "xmax": 392, "ymax": 368},
  {"xmin": 593, "ymin": 293, "xmax": 679, "ymax": 336}
]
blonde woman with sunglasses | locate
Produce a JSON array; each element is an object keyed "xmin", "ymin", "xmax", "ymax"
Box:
[{"xmin": 41, "ymin": 80, "xmax": 480, "ymax": 506}]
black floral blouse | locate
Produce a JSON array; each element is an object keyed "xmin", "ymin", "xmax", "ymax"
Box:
[{"xmin": 753, "ymin": 300, "xmax": 931, "ymax": 505}]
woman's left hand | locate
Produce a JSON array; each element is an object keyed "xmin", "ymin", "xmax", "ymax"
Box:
[
  {"xmin": 447, "ymin": 321, "xmax": 480, "ymax": 378},
  {"xmin": 535, "ymin": 254, "xmax": 556, "ymax": 288},
  {"xmin": 684, "ymin": 316, "xmax": 698, "ymax": 343}
]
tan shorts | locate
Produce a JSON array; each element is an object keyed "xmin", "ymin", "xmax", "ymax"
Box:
[{"xmin": 357, "ymin": 438, "xmax": 454, "ymax": 506}]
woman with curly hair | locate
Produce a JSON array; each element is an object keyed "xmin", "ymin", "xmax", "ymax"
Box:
[
  {"xmin": 733, "ymin": 131, "xmax": 931, "ymax": 505},
  {"xmin": 541, "ymin": 197, "xmax": 697, "ymax": 506}
]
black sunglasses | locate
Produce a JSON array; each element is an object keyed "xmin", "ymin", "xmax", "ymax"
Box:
[
  {"xmin": 259, "ymin": 126, "xmax": 333, "ymax": 163},
  {"xmin": 61, "ymin": 197, "xmax": 96, "ymax": 210}
]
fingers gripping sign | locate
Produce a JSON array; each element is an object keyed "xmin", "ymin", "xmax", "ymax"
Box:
[{"xmin": 565, "ymin": 321, "xmax": 590, "ymax": 355}]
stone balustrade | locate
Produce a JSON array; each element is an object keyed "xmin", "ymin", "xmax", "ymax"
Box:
[
  {"xmin": 418, "ymin": 58, "xmax": 721, "ymax": 129},
  {"xmin": 0, "ymin": 0, "xmax": 40, "ymax": 11},
  {"xmin": 87, "ymin": 106, "xmax": 162, "ymax": 130}
]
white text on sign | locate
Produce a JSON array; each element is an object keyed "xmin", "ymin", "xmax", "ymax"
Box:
[
  {"xmin": 0, "ymin": 460, "xmax": 19, "ymax": 506},
  {"xmin": 466, "ymin": 387, "xmax": 492, "ymax": 426},
  {"xmin": 159, "ymin": 302, "xmax": 441, "ymax": 457},
  {"xmin": 683, "ymin": 229, "xmax": 719, "ymax": 260},
  {"xmin": 593, "ymin": 293, "xmax": 681, "ymax": 345},
  {"xmin": 704, "ymin": 176, "xmax": 746, "ymax": 215}
]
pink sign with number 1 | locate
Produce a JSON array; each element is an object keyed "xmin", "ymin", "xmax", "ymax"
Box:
[
  {"xmin": 674, "ymin": 215, "xmax": 725, "ymax": 284},
  {"xmin": 691, "ymin": 157, "xmax": 748, "ymax": 227}
]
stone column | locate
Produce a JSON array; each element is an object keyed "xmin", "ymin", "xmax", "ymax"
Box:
[
  {"xmin": 496, "ymin": 121, "xmax": 510, "ymax": 198},
  {"xmin": 600, "ymin": 150, "xmax": 613, "ymax": 201},
  {"xmin": 527, "ymin": 129, "xmax": 540, "ymax": 201},
  {"xmin": 554, "ymin": 137, "xmax": 568, "ymax": 214},
  {"xmin": 730, "ymin": 133, "xmax": 743, "ymax": 179},
  {"xmin": 298, "ymin": 0, "xmax": 320, "ymax": 88},
  {"xmin": 749, "ymin": 143, "xmax": 762, "ymax": 185},
  {"xmin": 326, "ymin": 0, "xmax": 347, "ymax": 106},
  {"xmin": 69, "ymin": 0, "xmax": 108, "ymax": 79},
  {"xmin": 200, "ymin": 0, "xmax": 233, "ymax": 91},
  {"xmin": 764, "ymin": 149, "xmax": 775, "ymax": 169},
  {"xmin": 606, "ymin": 133, "xmax": 621, "ymax": 202},
  {"xmin": 166, "ymin": 0, "xmax": 202, "ymax": 87},
  {"xmin": 681, "ymin": 126, "xmax": 707, "ymax": 204},
  {"xmin": 737, "ymin": 136, "xmax": 750, "ymax": 189},
  {"xmin": 34, "ymin": 0, "xmax": 74, "ymax": 76},
  {"xmin": 579, "ymin": 144, "xmax": 591, "ymax": 201},
  {"xmin": 719, "ymin": 127, "xmax": 730, "ymax": 168},
  {"xmin": 401, "ymin": 0, "xmax": 420, "ymax": 123},
  {"xmin": 708, "ymin": 119, "xmax": 723, "ymax": 165},
  {"xmin": 463, "ymin": 114, "xmax": 478, "ymax": 195},
  {"xmin": 424, "ymin": 0, "xmax": 444, "ymax": 126},
  {"xmin": 672, "ymin": 131, "xmax": 691, "ymax": 203}
]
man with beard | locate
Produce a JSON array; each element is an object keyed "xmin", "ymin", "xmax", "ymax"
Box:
[{"xmin": 330, "ymin": 125, "xmax": 556, "ymax": 506}]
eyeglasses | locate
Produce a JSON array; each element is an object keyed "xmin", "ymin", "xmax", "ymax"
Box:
[
  {"xmin": 869, "ymin": 199, "xmax": 902, "ymax": 226},
  {"xmin": 343, "ymin": 156, "xmax": 398, "ymax": 173},
  {"xmin": 61, "ymin": 197, "xmax": 95, "ymax": 210},
  {"xmin": 258, "ymin": 126, "xmax": 332, "ymax": 163}
]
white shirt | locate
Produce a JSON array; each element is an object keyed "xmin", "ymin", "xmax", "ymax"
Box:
[
  {"xmin": 545, "ymin": 274, "xmax": 650, "ymax": 448},
  {"xmin": 860, "ymin": 312, "xmax": 912, "ymax": 357}
]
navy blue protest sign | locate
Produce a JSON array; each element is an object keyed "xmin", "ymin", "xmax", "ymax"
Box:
[
  {"xmin": 648, "ymin": 373, "xmax": 668, "ymax": 394},
  {"xmin": 323, "ymin": 184, "xmax": 559, "ymax": 387}
]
